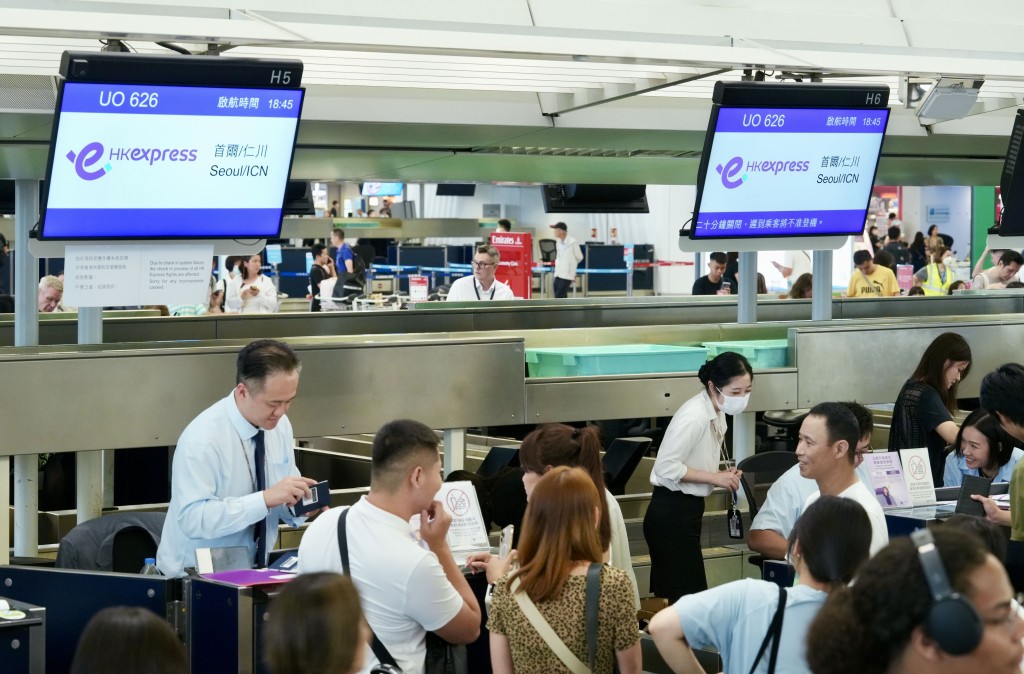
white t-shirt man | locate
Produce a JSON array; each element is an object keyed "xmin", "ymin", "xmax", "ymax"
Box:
[
  {"xmin": 783, "ymin": 250, "xmax": 812, "ymax": 282},
  {"xmin": 298, "ymin": 497, "xmax": 464, "ymax": 674},
  {"xmin": 445, "ymin": 275, "xmax": 516, "ymax": 301},
  {"xmin": 804, "ymin": 481, "xmax": 889, "ymax": 555}
]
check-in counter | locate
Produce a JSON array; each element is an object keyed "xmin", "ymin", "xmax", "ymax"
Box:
[
  {"xmin": 0, "ymin": 335, "xmax": 527, "ymax": 456},
  {"xmin": 4, "ymin": 292, "xmax": 1024, "ymax": 347}
]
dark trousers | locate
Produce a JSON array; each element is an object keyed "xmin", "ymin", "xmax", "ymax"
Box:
[
  {"xmin": 553, "ymin": 276, "xmax": 572, "ymax": 298},
  {"xmin": 643, "ymin": 486, "xmax": 707, "ymax": 603}
]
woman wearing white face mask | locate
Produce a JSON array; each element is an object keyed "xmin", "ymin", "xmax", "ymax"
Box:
[
  {"xmin": 914, "ymin": 245, "xmax": 954, "ymax": 296},
  {"xmin": 643, "ymin": 352, "xmax": 754, "ymax": 603}
]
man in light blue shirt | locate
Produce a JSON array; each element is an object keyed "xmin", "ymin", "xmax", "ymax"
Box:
[{"xmin": 157, "ymin": 339, "xmax": 318, "ymax": 577}]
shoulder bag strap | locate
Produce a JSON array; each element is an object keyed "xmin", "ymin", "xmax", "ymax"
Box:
[
  {"xmin": 585, "ymin": 563, "xmax": 601, "ymax": 672},
  {"xmin": 510, "ymin": 577, "xmax": 591, "ymax": 674},
  {"xmin": 859, "ymin": 269, "xmax": 881, "ymax": 296},
  {"xmin": 336, "ymin": 508, "xmax": 402, "ymax": 671},
  {"xmin": 748, "ymin": 585, "xmax": 787, "ymax": 674}
]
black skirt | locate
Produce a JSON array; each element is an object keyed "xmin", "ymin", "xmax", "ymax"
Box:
[{"xmin": 643, "ymin": 486, "xmax": 707, "ymax": 603}]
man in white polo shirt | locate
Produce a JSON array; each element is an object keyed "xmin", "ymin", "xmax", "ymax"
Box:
[
  {"xmin": 795, "ymin": 401, "xmax": 889, "ymax": 555},
  {"xmin": 298, "ymin": 419, "xmax": 481, "ymax": 674},
  {"xmin": 445, "ymin": 244, "xmax": 515, "ymax": 302}
]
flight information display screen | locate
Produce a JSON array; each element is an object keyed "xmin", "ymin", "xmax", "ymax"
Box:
[
  {"xmin": 40, "ymin": 81, "xmax": 304, "ymax": 239},
  {"xmin": 690, "ymin": 106, "xmax": 889, "ymax": 239}
]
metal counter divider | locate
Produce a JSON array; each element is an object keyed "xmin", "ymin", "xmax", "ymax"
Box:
[
  {"xmin": 3, "ymin": 293, "xmax": 1024, "ymax": 346},
  {"xmin": 0, "ymin": 336, "xmax": 527, "ymax": 456},
  {"xmin": 0, "ymin": 335, "xmax": 528, "ymax": 564},
  {"xmin": 790, "ymin": 317, "xmax": 1024, "ymax": 405}
]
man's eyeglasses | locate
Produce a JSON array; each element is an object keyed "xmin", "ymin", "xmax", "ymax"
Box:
[{"xmin": 472, "ymin": 261, "xmax": 496, "ymax": 268}]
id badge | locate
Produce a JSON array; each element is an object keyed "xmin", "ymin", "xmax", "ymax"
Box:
[{"xmin": 727, "ymin": 490, "xmax": 743, "ymax": 539}]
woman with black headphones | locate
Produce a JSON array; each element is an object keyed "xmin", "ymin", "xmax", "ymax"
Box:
[{"xmin": 807, "ymin": 527, "xmax": 1024, "ymax": 674}]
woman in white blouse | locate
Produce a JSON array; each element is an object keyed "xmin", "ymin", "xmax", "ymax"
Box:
[
  {"xmin": 643, "ymin": 351, "xmax": 754, "ymax": 603},
  {"xmin": 226, "ymin": 253, "xmax": 278, "ymax": 314}
]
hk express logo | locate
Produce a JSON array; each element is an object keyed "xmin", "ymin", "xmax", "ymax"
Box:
[
  {"xmin": 66, "ymin": 141, "xmax": 199, "ymax": 180},
  {"xmin": 67, "ymin": 141, "xmax": 109, "ymax": 181},
  {"xmin": 716, "ymin": 156, "xmax": 746, "ymax": 189},
  {"xmin": 716, "ymin": 155, "xmax": 811, "ymax": 189}
]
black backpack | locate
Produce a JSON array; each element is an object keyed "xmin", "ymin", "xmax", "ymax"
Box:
[
  {"xmin": 333, "ymin": 244, "xmax": 366, "ymax": 298},
  {"xmin": 885, "ymin": 242, "xmax": 912, "ymax": 266}
]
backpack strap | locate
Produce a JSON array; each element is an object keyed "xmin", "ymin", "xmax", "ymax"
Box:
[
  {"xmin": 585, "ymin": 562, "xmax": 602, "ymax": 672},
  {"xmin": 337, "ymin": 508, "xmax": 402, "ymax": 671},
  {"xmin": 748, "ymin": 584, "xmax": 787, "ymax": 674}
]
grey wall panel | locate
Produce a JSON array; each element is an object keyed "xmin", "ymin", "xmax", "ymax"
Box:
[
  {"xmin": 525, "ymin": 371, "xmax": 797, "ymax": 423},
  {"xmin": 0, "ymin": 338, "xmax": 526, "ymax": 455},
  {"xmin": 792, "ymin": 320, "xmax": 1024, "ymax": 406}
]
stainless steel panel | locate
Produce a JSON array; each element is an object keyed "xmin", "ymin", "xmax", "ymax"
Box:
[
  {"xmin": 0, "ymin": 338, "xmax": 526, "ymax": 455},
  {"xmin": 834, "ymin": 295, "xmax": 1024, "ymax": 320},
  {"xmin": 526, "ymin": 371, "xmax": 797, "ymax": 423},
  {"xmin": 213, "ymin": 312, "xmax": 476, "ymax": 341},
  {"xmin": 793, "ymin": 319, "xmax": 1024, "ymax": 406},
  {"xmin": 3, "ymin": 296, "xmax": 1022, "ymax": 347}
]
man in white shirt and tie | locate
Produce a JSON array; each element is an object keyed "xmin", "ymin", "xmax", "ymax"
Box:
[{"xmin": 157, "ymin": 339, "xmax": 319, "ymax": 577}]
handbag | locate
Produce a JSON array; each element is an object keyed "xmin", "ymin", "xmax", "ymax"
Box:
[
  {"xmin": 511, "ymin": 562, "xmax": 608, "ymax": 674},
  {"xmin": 337, "ymin": 508, "xmax": 468, "ymax": 674}
]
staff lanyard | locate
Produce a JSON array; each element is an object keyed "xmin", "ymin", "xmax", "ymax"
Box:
[{"xmin": 474, "ymin": 282, "xmax": 496, "ymax": 300}]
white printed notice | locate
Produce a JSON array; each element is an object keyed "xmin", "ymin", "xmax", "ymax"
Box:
[
  {"xmin": 862, "ymin": 451, "xmax": 912, "ymax": 509},
  {"xmin": 139, "ymin": 245, "xmax": 215, "ymax": 305},
  {"xmin": 900, "ymin": 448, "xmax": 938, "ymax": 506},
  {"xmin": 63, "ymin": 245, "xmax": 142, "ymax": 307},
  {"xmin": 436, "ymin": 481, "xmax": 490, "ymax": 564},
  {"xmin": 64, "ymin": 244, "xmax": 213, "ymax": 307}
]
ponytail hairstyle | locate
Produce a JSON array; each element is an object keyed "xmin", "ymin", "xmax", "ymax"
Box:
[
  {"xmin": 787, "ymin": 495, "xmax": 871, "ymax": 589},
  {"xmin": 519, "ymin": 424, "xmax": 610, "ymax": 551},
  {"xmin": 697, "ymin": 351, "xmax": 754, "ymax": 399}
]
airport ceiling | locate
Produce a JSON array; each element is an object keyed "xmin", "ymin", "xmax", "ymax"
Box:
[{"xmin": 0, "ymin": 0, "xmax": 1021, "ymax": 185}]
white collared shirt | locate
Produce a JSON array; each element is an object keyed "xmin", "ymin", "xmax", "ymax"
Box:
[
  {"xmin": 650, "ymin": 390, "xmax": 727, "ymax": 496},
  {"xmin": 445, "ymin": 274, "xmax": 516, "ymax": 301},
  {"xmin": 157, "ymin": 391, "xmax": 302, "ymax": 577}
]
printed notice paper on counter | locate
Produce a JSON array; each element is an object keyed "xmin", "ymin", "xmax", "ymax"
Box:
[
  {"xmin": 64, "ymin": 244, "xmax": 213, "ymax": 307},
  {"xmin": 899, "ymin": 448, "xmax": 938, "ymax": 506},
  {"xmin": 436, "ymin": 481, "xmax": 490, "ymax": 564},
  {"xmin": 862, "ymin": 451, "xmax": 912, "ymax": 509}
]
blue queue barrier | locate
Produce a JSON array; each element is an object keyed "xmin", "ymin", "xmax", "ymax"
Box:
[{"xmin": 0, "ymin": 566, "xmax": 178, "ymax": 674}]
